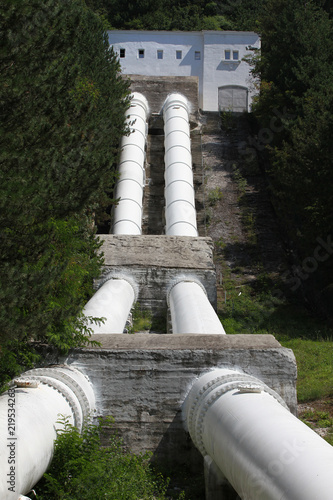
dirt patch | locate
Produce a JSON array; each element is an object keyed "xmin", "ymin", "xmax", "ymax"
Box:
[
  {"xmin": 200, "ymin": 112, "xmax": 288, "ymax": 293},
  {"xmin": 298, "ymin": 398, "xmax": 333, "ymax": 439}
]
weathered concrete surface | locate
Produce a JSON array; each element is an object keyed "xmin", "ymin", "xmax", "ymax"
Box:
[
  {"xmin": 63, "ymin": 334, "xmax": 297, "ymax": 473},
  {"xmin": 97, "ymin": 235, "xmax": 217, "ymax": 314},
  {"xmin": 129, "ymin": 75, "xmax": 199, "ymax": 120},
  {"xmin": 99, "ymin": 235, "xmax": 214, "ymax": 269}
]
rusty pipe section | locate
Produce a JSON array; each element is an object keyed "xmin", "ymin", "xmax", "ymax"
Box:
[
  {"xmin": 163, "ymin": 93, "xmax": 198, "ymax": 236},
  {"xmin": 112, "ymin": 92, "xmax": 149, "ymax": 235},
  {"xmin": 183, "ymin": 368, "xmax": 333, "ymax": 500},
  {"xmin": 0, "ymin": 366, "xmax": 95, "ymax": 500}
]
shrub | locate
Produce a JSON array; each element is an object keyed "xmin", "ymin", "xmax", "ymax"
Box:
[{"xmin": 35, "ymin": 417, "xmax": 173, "ymax": 500}]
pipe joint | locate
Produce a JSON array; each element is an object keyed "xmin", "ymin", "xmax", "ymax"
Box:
[
  {"xmin": 183, "ymin": 368, "xmax": 288, "ymax": 456},
  {"xmin": 166, "ymin": 277, "xmax": 207, "ymax": 308},
  {"xmin": 20, "ymin": 366, "xmax": 96, "ymax": 430}
]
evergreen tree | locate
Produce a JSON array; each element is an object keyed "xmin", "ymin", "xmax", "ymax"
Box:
[
  {"xmin": 0, "ymin": 0, "xmax": 130, "ymax": 383},
  {"xmin": 86, "ymin": 0, "xmax": 262, "ymax": 31},
  {"xmin": 252, "ymin": 0, "xmax": 333, "ymax": 316}
]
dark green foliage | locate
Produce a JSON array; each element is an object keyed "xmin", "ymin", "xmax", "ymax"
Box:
[
  {"xmin": 0, "ymin": 0, "xmax": 130, "ymax": 381},
  {"xmin": 0, "ymin": 339, "xmax": 40, "ymax": 391},
  {"xmin": 1, "ymin": 0, "xmax": 130, "ymax": 226},
  {"xmin": 251, "ymin": 0, "xmax": 333, "ymax": 316},
  {"xmin": 35, "ymin": 417, "xmax": 171, "ymax": 500},
  {"xmin": 86, "ymin": 0, "xmax": 264, "ymax": 31}
]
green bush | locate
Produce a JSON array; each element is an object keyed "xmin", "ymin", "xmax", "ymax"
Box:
[{"xmin": 35, "ymin": 417, "xmax": 174, "ymax": 500}]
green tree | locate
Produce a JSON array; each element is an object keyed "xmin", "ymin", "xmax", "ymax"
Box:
[
  {"xmin": 252, "ymin": 0, "xmax": 333, "ymax": 316},
  {"xmin": 87, "ymin": 0, "xmax": 263, "ymax": 31},
  {"xmin": 0, "ymin": 0, "xmax": 130, "ymax": 384}
]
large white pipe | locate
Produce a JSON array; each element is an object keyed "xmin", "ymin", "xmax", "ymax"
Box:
[
  {"xmin": 183, "ymin": 368, "xmax": 333, "ymax": 500},
  {"xmin": 167, "ymin": 279, "xmax": 226, "ymax": 334},
  {"xmin": 112, "ymin": 92, "xmax": 149, "ymax": 235},
  {"xmin": 163, "ymin": 93, "xmax": 198, "ymax": 237},
  {"xmin": 82, "ymin": 274, "xmax": 138, "ymax": 334},
  {"xmin": 0, "ymin": 366, "xmax": 95, "ymax": 500}
]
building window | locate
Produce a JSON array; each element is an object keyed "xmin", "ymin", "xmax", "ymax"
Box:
[
  {"xmin": 224, "ymin": 50, "xmax": 231, "ymax": 60},
  {"xmin": 138, "ymin": 49, "xmax": 145, "ymax": 59},
  {"xmin": 195, "ymin": 51, "xmax": 201, "ymax": 60},
  {"xmin": 119, "ymin": 48, "xmax": 125, "ymax": 58},
  {"xmin": 233, "ymin": 50, "xmax": 239, "ymax": 61},
  {"xmin": 157, "ymin": 50, "xmax": 163, "ymax": 59},
  {"xmin": 176, "ymin": 50, "xmax": 182, "ymax": 60}
]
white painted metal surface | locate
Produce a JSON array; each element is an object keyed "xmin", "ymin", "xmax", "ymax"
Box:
[
  {"xmin": 168, "ymin": 279, "xmax": 226, "ymax": 334},
  {"xmin": 0, "ymin": 367, "xmax": 95, "ymax": 500},
  {"xmin": 163, "ymin": 93, "xmax": 198, "ymax": 236},
  {"xmin": 83, "ymin": 275, "xmax": 138, "ymax": 334},
  {"xmin": 183, "ymin": 368, "xmax": 333, "ymax": 500},
  {"xmin": 112, "ymin": 92, "xmax": 149, "ymax": 235}
]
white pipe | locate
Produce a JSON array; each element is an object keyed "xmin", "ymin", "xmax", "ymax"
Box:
[
  {"xmin": 82, "ymin": 275, "xmax": 138, "ymax": 334},
  {"xmin": 183, "ymin": 368, "xmax": 333, "ymax": 500},
  {"xmin": 0, "ymin": 366, "xmax": 95, "ymax": 500},
  {"xmin": 167, "ymin": 279, "xmax": 226, "ymax": 334},
  {"xmin": 163, "ymin": 93, "xmax": 198, "ymax": 236},
  {"xmin": 112, "ymin": 92, "xmax": 149, "ymax": 235}
]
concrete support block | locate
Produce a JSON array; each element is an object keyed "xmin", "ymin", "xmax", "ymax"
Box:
[
  {"xmin": 97, "ymin": 235, "xmax": 218, "ymax": 315},
  {"xmin": 36, "ymin": 334, "xmax": 297, "ymax": 470}
]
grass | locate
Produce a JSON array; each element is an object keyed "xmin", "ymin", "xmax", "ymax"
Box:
[
  {"xmin": 282, "ymin": 338, "xmax": 333, "ymax": 402},
  {"xmin": 299, "ymin": 408, "xmax": 333, "ymax": 446},
  {"xmin": 131, "ymin": 307, "xmax": 152, "ymax": 332},
  {"xmin": 208, "ymin": 187, "xmax": 223, "ymax": 206},
  {"xmin": 217, "ymin": 261, "xmax": 333, "ymax": 444},
  {"xmin": 130, "ymin": 304, "xmax": 166, "ymax": 333}
]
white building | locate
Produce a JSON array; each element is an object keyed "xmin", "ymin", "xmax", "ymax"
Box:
[{"xmin": 108, "ymin": 30, "xmax": 260, "ymax": 112}]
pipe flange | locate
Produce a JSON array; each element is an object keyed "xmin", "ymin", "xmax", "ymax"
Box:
[
  {"xmin": 17, "ymin": 375, "xmax": 82, "ymax": 430},
  {"xmin": 166, "ymin": 276, "xmax": 207, "ymax": 307},
  {"xmin": 25, "ymin": 367, "xmax": 95, "ymax": 422},
  {"xmin": 97, "ymin": 272, "xmax": 139, "ymax": 302},
  {"xmin": 187, "ymin": 371, "xmax": 289, "ymax": 457}
]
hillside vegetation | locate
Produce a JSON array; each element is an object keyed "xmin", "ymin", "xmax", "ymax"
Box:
[
  {"xmin": 1, "ymin": 1, "xmax": 333, "ymax": 497},
  {"xmin": 0, "ymin": 0, "xmax": 130, "ymax": 386}
]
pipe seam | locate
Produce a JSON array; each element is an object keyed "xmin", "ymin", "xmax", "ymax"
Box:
[
  {"xmin": 165, "ymin": 115, "xmax": 189, "ymax": 125},
  {"xmin": 113, "ymin": 219, "xmax": 141, "ymax": 233},
  {"xmin": 122, "ymin": 142, "xmax": 145, "ymax": 153},
  {"xmin": 166, "ymin": 198, "xmax": 195, "ymax": 210},
  {"xmin": 117, "ymin": 178, "xmax": 144, "ymax": 188},
  {"xmin": 165, "ymin": 179, "xmax": 195, "ymax": 190},
  {"xmin": 118, "ymin": 159, "xmax": 145, "ymax": 171},
  {"xmin": 115, "ymin": 198, "xmax": 143, "ymax": 209},
  {"xmin": 165, "ymin": 144, "xmax": 191, "ymax": 154},
  {"xmin": 165, "ymin": 161, "xmax": 193, "ymax": 171},
  {"xmin": 166, "ymin": 220, "xmax": 198, "ymax": 234}
]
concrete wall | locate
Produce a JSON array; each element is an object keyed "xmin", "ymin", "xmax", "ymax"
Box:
[
  {"xmin": 109, "ymin": 30, "xmax": 260, "ymax": 111},
  {"xmin": 60, "ymin": 334, "xmax": 297, "ymax": 470},
  {"xmin": 128, "ymin": 75, "xmax": 199, "ymax": 119},
  {"xmin": 97, "ymin": 235, "xmax": 217, "ymax": 317}
]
